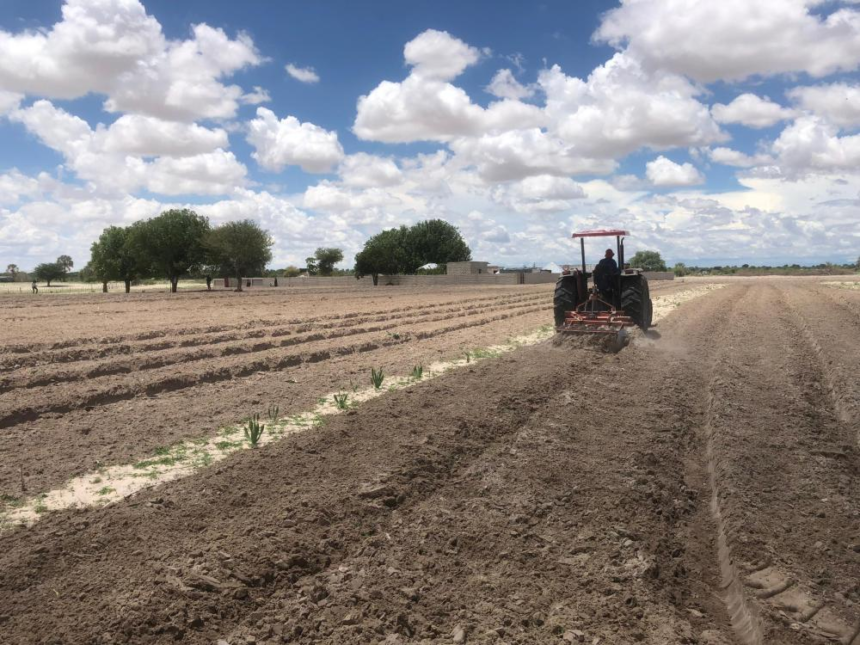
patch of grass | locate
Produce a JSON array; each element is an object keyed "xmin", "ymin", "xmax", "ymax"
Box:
[
  {"xmin": 464, "ymin": 351, "xmax": 472, "ymax": 363},
  {"xmin": 133, "ymin": 456, "xmax": 181, "ymax": 469},
  {"xmin": 387, "ymin": 331, "xmax": 401, "ymax": 340},
  {"xmin": 191, "ymin": 450, "xmax": 213, "ymax": 468},
  {"xmin": 317, "ymin": 396, "xmax": 328, "ymax": 405},
  {"xmin": 90, "ymin": 477, "xmax": 102, "ymax": 485},
  {"xmin": 411, "ymin": 365, "xmax": 424, "ymax": 380},
  {"xmin": 371, "ymin": 367, "xmax": 385, "ymax": 389},
  {"xmin": 219, "ymin": 426, "xmax": 239, "ymax": 437},
  {"xmin": 129, "ymin": 471, "xmax": 159, "ymax": 480},
  {"xmin": 243, "ymin": 414, "xmax": 265, "ymax": 448},
  {"xmin": 34, "ymin": 494, "xmax": 48, "ymax": 514},
  {"xmin": 311, "ymin": 414, "xmax": 326, "ymax": 428},
  {"xmin": 333, "ymin": 393, "xmax": 349, "ymax": 410},
  {"xmin": 97, "ymin": 486, "xmax": 115, "ymax": 496},
  {"xmin": 215, "ymin": 440, "xmax": 244, "ymax": 451},
  {"xmin": 0, "ymin": 494, "xmax": 23, "ymax": 508},
  {"xmin": 472, "ymin": 347, "xmax": 502, "ymax": 359}
]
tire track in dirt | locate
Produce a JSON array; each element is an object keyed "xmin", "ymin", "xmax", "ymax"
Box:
[
  {"xmin": 702, "ymin": 283, "xmax": 860, "ymax": 644},
  {"xmin": 0, "ymin": 295, "xmax": 548, "ymax": 387},
  {"xmin": 0, "ymin": 303, "xmax": 548, "ymax": 429}
]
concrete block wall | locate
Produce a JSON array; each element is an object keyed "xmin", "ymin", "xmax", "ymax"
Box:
[
  {"xmin": 643, "ymin": 272, "xmax": 675, "ymax": 281},
  {"xmin": 378, "ymin": 273, "xmax": 519, "ymax": 286}
]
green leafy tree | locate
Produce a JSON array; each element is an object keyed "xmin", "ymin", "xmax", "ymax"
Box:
[
  {"xmin": 672, "ymin": 262, "xmax": 688, "ymax": 277},
  {"xmin": 282, "ymin": 266, "xmax": 302, "ymax": 278},
  {"xmin": 90, "ymin": 226, "xmax": 141, "ymax": 293},
  {"xmin": 354, "ymin": 227, "xmax": 411, "ymax": 285},
  {"xmin": 34, "ymin": 262, "xmax": 65, "ymax": 286},
  {"xmin": 130, "ymin": 209, "xmax": 210, "ymax": 293},
  {"xmin": 304, "ymin": 257, "xmax": 317, "ymax": 276},
  {"xmin": 353, "ymin": 220, "xmax": 473, "ymax": 282},
  {"xmin": 5, "ymin": 264, "xmax": 18, "ymax": 280},
  {"xmin": 314, "ymin": 247, "xmax": 344, "ymax": 276},
  {"xmin": 56, "ymin": 255, "xmax": 74, "ymax": 277},
  {"xmin": 629, "ymin": 250, "xmax": 667, "ymax": 272},
  {"xmin": 205, "ymin": 219, "xmax": 273, "ymax": 292},
  {"xmin": 405, "ymin": 219, "xmax": 471, "ymax": 270}
]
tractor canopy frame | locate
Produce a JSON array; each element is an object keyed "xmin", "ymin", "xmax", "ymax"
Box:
[{"xmin": 571, "ymin": 229, "xmax": 629, "ymax": 273}]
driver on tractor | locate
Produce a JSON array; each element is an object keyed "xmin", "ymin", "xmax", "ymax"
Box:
[{"xmin": 593, "ymin": 248, "xmax": 619, "ymax": 298}]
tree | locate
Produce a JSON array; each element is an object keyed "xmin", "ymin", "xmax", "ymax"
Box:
[
  {"xmin": 205, "ymin": 220, "xmax": 273, "ymax": 292},
  {"xmin": 404, "ymin": 219, "xmax": 471, "ymax": 270},
  {"xmin": 6, "ymin": 264, "xmax": 18, "ymax": 280},
  {"xmin": 629, "ymin": 250, "xmax": 667, "ymax": 272},
  {"xmin": 354, "ymin": 227, "xmax": 411, "ymax": 285},
  {"xmin": 672, "ymin": 262, "xmax": 688, "ymax": 277},
  {"xmin": 314, "ymin": 247, "xmax": 344, "ymax": 276},
  {"xmin": 56, "ymin": 255, "xmax": 74, "ymax": 277},
  {"xmin": 130, "ymin": 209, "xmax": 210, "ymax": 293},
  {"xmin": 353, "ymin": 220, "xmax": 473, "ymax": 282},
  {"xmin": 34, "ymin": 262, "xmax": 65, "ymax": 286},
  {"xmin": 90, "ymin": 226, "xmax": 140, "ymax": 293},
  {"xmin": 304, "ymin": 257, "xmax": 318, "ymax": 276},
  {"xmin": 282, "ymin": 266, "xmax": 302, "ymax": 278}
]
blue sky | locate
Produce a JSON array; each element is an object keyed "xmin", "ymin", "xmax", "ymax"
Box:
[{"xmin": 1, "ymin": 0, "xmax": 859, "ymax": 270}]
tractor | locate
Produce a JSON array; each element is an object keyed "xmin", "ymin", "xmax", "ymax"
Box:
[{"xmin": 554, "ymin": 229, "xmax": 653, "ymax": 346}]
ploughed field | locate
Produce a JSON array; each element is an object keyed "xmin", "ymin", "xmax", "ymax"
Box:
[{"xmin": 1, "ymin": 278, "xmax": 859, "ymax": 645}]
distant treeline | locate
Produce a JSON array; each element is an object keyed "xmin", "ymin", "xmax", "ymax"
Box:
[{"xmin": 672, "ymin": 261, "xmax": 859, "ymax": 277}]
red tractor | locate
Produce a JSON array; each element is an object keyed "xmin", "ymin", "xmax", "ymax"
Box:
[{"xmin": 554, "ymin": 229, "xmax": 653, "ymax": 344}]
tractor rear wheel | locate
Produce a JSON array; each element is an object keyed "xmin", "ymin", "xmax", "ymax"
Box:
[
  {"xmin": 620, "ymin": 277, "xmax": 652, "ymax": 330},
  {"xmin": 553, "ymin": 276, "xmax": 579, "ymax": 327}
]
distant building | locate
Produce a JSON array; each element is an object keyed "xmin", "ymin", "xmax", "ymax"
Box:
[
  {"xmin": 486, "ymin": 265, "xmax": 500, "ymax": 274},
  {"xmin": 447, "ymin": 261, "xmax": 490, "ymax": 275}
]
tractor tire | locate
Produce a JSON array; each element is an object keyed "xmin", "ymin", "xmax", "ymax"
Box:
[
  {"xmin": 553, "ymin": 276, "xmax": 579, "ymax": 327},
  {"xmin": 620, "ymin": 276, "xmax": 652, "ymax": 330}
]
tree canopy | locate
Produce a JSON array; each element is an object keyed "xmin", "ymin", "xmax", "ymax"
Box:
[
  {"xmin": 629, "ymin": 250, "xmax": 667, "ymax": 272},
  {"xmin": 130, "ymin": 209, "xmax": 210, "ymax": 292},
  {"xmin": 56, "ymin": 255, "xmax": 74, "ymax": 273},
  {"xmin": 34, "ymin": 262, "xmax": 65, "ymax": 286},
  {"xmin": 405, "ymin": 219, "xmax": 471, "ymax": 270},
  {"xmin": 90, "ymin": 225, "xmax": 140, "ymax": 292},
  {"xmin": 314, "ymin": 247, "xmax": 344, "ymax": 276},
  {"xmin": 354, "ymin": 220, "xmax": 472, "ymax": 282},
  {"xmin": 6, "ymin": 264, "xmax": 18, "ymax": 278},
  {"xmin": 354, "ymin": 227, "xmax": 411, "ymax": 284},
  {"xmin": 205, "ymin": 219, "xmax": 273, "ymax": 292}
]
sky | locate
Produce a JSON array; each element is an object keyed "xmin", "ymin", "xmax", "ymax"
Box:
[{"xmin": 1, "ymin": 0, "xmax": 859, "ymax": 271}]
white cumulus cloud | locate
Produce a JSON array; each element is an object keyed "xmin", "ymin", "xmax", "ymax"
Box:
[
  {"xmin": 285, "ymin": 63, "xmax": 320, "ymax": 84},
  {"xmin": 595, "ymin": 0, "xmax": 860, "ymax": 83},
  {"xmin": 712, "ymin": 93, "xmax": 796, "ymax": 128},
  {"xmin": 485, "ymin": 68, "xmax": 535, "ymax": 100},
  {"xmin": 787, "ymin": 83, "xmax": 860, "ymax": 127},
  {"xmin": 0, "ymin": 0, "xmax": 262, "ymax": 121},
  {"xmin": 646, "ymin": 156, "xmax": 705, "ymax": 186},
  {"xmin": 246, "ymin": 107, "xmax": 344, "ymax": 173}
]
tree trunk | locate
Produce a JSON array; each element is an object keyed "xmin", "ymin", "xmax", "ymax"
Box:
[
  {"xmin": 170, "ymin": 276, "xmax": 178, "ymax": 293},
  {"xmin": 124, "ymin": 279, "xmax": 131, "ymax": 293},
  {"xmin": 372, "ymin": 274, "xmax": 379, "ymax": 286},
  {"xmin": 235, "ymin": 273, "xmax": 243, "ymax": 292},
  {"xmin": 47, "ymin": 279, "xmax": 52, "ymax": 287},
  {"xmin": 102, "ymin": 281, "xmax": 108, "ymax": 293}
]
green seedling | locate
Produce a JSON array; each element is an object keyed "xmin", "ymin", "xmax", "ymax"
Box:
[
  {"xmin": 411, "ymin": 365, "xmax": 424, "ymax": 380},
  {"xmin": 333, "ymin": 393, "xmax": 349, "ymax": 410},
  {"xmin": 267, "ymin": 404, "xmax": 280, "ymax": 423},
  {"xmin": 388, "ymin": 331, "xmax": 401, "ymax": 340},
  {"xmin": 371, "ymin": 367, "xmax": 385, "ymax": 389},
  {"xmin": 465, "ymin": 351, "xmax": 472, "ymax": 363},
  {"xmin": 243, "ymin": 414, "xmax": 265, "ymax": 448},
  {"xmin": 97, "ymin": 486, "xmax": 115, "ymax": 496}
]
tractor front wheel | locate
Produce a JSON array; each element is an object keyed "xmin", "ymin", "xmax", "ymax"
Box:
[
  {"xmin": 553, "ymin": 276, "xmax": 579, "ymax": 328},
  {"xmin": 620, "ymin": 277, "xmax": 652, "ymax": 330}
]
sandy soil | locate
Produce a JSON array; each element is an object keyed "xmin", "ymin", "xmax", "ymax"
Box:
[{"xmin": 1, "ymin": 278, "xmax": 858, "ymax": 644}]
